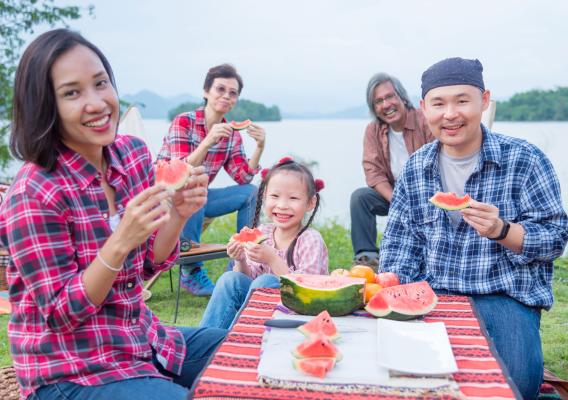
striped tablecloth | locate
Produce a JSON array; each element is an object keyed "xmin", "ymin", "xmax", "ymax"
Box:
[{"xmin": 190, "ymin": 288, "xmax": 518, "ymax": 399}]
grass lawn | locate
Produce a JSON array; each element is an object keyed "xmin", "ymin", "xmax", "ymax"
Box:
[{"xmin": 0, "ymin": 214, "xmax": 566, "ymax": 380}]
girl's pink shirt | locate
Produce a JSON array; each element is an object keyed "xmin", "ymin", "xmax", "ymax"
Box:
[{"xmin": 246, "ymin": 223, "xmax": 329, "ymax": 278}]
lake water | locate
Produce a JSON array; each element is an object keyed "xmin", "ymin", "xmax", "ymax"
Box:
[{"xmin": 4, "ymin": 119, "xmax": 568, "ymax": 230}]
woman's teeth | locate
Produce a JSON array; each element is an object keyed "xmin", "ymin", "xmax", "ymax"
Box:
[{"xmin": 84, "ymin": 116, "xmax": 109, "ymax": 127}]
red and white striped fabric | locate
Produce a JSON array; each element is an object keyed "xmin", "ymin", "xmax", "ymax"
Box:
[{"xmin": 191, "ymin": 289, "xmax": 518, "ymax": 400}]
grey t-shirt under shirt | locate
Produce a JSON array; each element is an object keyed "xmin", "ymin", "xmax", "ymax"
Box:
[{"xmin": 438, "ymin": 149, "xmax": 479, "ymax": 226}]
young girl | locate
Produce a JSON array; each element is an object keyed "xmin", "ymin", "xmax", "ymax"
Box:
[
  {"xmin": 199, "ymin": 157, "xmax": 328, "ymax": 329},
  {"xmin": 0, "ymin": 29, "xmax": 225, "ymax": 399}
]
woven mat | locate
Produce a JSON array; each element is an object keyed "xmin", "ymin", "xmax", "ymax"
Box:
[{"xmin": 0, "ymin": 366, "xmax": 20, "ymax": 400}]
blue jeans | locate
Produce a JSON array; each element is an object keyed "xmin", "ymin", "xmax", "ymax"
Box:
[
  {"xmin": 182, "ymin": 184, "xmax": 257, "ymax": 271},
  {"xmin": 455, "ymin": 293, "xmax": 542, "ymax": 400},
  {"xmin": 350, "ymin": 187, "xmax": 389, "ymax": 259},
  {"xmin": 31, "ymin": 326, "xmax": 226, "ymax": 400},
  {"xmin": 199, "ymin": 271, "xmax": 280, "ymax": 329}
]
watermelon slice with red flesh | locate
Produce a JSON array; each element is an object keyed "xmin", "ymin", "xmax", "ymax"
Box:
[
  {"xmin": 231, "ymin": 227, "xmax": 267, "ymax": 244},
  {"xmin": 292, "ymin": 334, "xmax": 342, "ymax": 361},
  {"xmin": 297, "ymin": 310, "xmax": 340, "ymax": 341},
  {"xmin": 229, "ymin": 119, "xmax": 252, "ymax": 130},
  {"xmin": 429, "ymin": 191, "xmax": 471, "ymax": 211},
  {"xmin": 155, "ymin": 159, "xmax": 192, "ymax": 190},
  {"xmin": 365, "ymin": 281, "xmax": 438, "ymax": 321},
  {"xmin": 292, "ymin": 357, "xmax": 336, "ymax": 379}
]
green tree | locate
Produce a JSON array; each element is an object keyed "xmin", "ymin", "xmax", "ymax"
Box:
[
  {"xmin": 168, "ymin": 99, "xmax": 282, "ymax": 122},
  {"xmin": 0, "ymin": 0, "xmax": 93, "ymax": 171},
  {"xmin": 495, "ymin": 87, "xmax": 568, "ymax": 121}
]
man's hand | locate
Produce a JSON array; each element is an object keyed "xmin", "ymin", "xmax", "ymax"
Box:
[{"xmin": 461, "ymin": 199, "xmax": 503, "ymax": 238}]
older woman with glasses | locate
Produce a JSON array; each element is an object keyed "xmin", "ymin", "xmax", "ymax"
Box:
[{"xmin": 158, "ymin": 64, "xmax": 266, "ymax": 296}]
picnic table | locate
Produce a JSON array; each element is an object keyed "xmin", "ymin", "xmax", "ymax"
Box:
[{"xmin": 189, "ymin": 288, "xmax": 520, "ymax": 399}]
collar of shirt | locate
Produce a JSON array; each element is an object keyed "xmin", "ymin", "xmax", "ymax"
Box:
[
  {"xmin": 423, "ymin": 125, "xmax": 503, "ymax": 173},
  {"xmin": 57, "ymin": 142, "xmax": 128, "ymax": 191}
]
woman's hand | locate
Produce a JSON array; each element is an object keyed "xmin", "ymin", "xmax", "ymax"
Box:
[
  {"xmin": 112, "ymin": 185, "xmax": 172, "ymax": 254},
  {"xmin": 244, "ymin": 242, "xmax": 277, "ymax": 264},
  {"xmin": 203, "ymin": 123, "xmax": 232, "ymax": 148},
  {"xmin": 461, "ymin": 199, "xmax": 502, "ymax": 238},
  {"xmin": 170, "ymin": 166, "xmax": 208, "ymax": 220},
  {"xmin": 247, "ymin": 123, "xmax": 265, "ymax": 149},
  {"xmin": 227, "ymin": 239, "xmax": 246, "ymax": 262}
]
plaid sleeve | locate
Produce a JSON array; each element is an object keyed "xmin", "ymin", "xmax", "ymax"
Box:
[
  {"xmin": 157, "ymin": 114, "xmax": 193, "ymax": 161},
  {"xmin": 508, "ymin": 150, "xmax": 568, "ymax": 265},
  {"xmin": 5, "ymin": 191, "xmax": 99, "ymax": 333},
  {"xmin": 294, "ymin": 229, "xmax": 329, "ymax": 275},
  {"xmin": 379, "ymin": 177, "xmax": 425, "ymax": 283},
  {"xmin": 223, "ymin": 132, "xmax": 259, "ymax": 184}
]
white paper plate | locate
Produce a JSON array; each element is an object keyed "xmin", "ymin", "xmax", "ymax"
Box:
[{"xmin": 376, "ymin": 319, "xmax": 458, "ymax": 375}]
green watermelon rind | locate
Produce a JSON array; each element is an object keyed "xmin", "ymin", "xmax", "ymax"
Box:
[
  {"xmin": 365, "ymin": 281, "xmax": 438, "ymax": 320},
  {"xmin": 429, "ymin": 192, "xmax": 471, "ymax": 211},
  {"xmin": 229, "ymin": 119, "xmax": 252, "ymax": 130},
  {"xmin": 280, "ymin": 274, "xmax": 365, "ymax": 317}
]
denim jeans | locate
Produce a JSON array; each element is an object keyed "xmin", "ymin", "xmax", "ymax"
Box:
[
  {"xmin": 470, "ymin": 294, "xmax": 543, "ymax": 400},
  {"xmin": 199, "ymin": 271, "xmax": 280, "ymax": 329},
  {"xmin": 31, "ymin": 326, "xmax": 226, "ymax": 400},
  {"xmin": 182, "ymin": 184, "xmax": 257, "ymax": 271},
  {"xmin": 350, "ymin": 187, "xmax": 389, "ymax": 258}
]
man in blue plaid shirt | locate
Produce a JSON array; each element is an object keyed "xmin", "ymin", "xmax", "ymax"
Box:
[{"xmin": 380, "ymin": 57, "xmax": 568, "ymax": 400}]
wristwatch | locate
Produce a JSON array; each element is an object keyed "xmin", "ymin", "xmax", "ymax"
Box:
[{"xmin": 489, "ymin": 219, "xmax": 511, "ymax": 241}]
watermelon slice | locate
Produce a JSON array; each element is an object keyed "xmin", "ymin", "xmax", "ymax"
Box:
[
  {"xmin": 365, "ymin": 281, "xmax": 438, "ymax": 321},
  {"xmin": 229, "ymin": 119, "xmax": 252, "ymax": 130},
  {"xmin": 231, "ymin": 227, "xmax": 267, "ymax": 244},
  {"xmin": 429, "ymin": 191, "xmax": 471, "ymax": 211},
  {"xmin": 297, "ymin": 310, "xmax": 340, "ymax": 341},
  {"xmin": 155, "ymin": 159, "xmax": 192, "ymax": 190},
  {"xmin": 292, "ymin": 334, "xmax": 342, "ymax": 361},
  {"xmin": 280, "ymin": 274, "xmax": 365, "ymax": 316},
  {"xmin": 292, "ymin": 357, "xmax": 336, "ymax": 379}
]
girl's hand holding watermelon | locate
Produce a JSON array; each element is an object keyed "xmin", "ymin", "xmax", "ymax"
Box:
[
  {"xmin": 227, "ymin": 239, "xmax": 246, "ymax": 262},
  {"xmin": 244, "ymin": 242, "xmax": 278, "ymax": 265}
]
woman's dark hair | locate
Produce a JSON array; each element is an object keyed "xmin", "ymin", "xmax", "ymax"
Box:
[
  {"xmin": 10, "ymin": 28, "xmax": 116, "ymax": 171},
  {"xmin": 251, "ymin": 159, "xmax": 321, "ymax": 269},
  {"xmin": 203, "ymin": 63, "xmax": 243, "ymax": 104}
]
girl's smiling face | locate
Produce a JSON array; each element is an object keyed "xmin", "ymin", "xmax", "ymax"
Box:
[
  {"xmin": 51, "ymin": 44, "xmax": 118, "ymax": 162},
  {"xmin": 264, "ymin": 171, "xmax": 316, "ymax": 233}
]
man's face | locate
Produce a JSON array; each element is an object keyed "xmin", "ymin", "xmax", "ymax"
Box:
[
  {"xmin": 373, "ymin": 81, "xmax": 407, "ymax": 127},
  {"xmin": 421, "ymin": 85, "xmax": 490, "ymax": 157}
]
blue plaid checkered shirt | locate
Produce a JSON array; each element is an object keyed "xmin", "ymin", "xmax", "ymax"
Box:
[{"xmin": 380, "ymin": 126, "xmax": 568, "ymax": 309}]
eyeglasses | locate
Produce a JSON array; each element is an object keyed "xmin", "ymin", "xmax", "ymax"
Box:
[
  {"xmin": 213, "ymin": 85, "xmax": 239, "ymax": 99},
  {"xmin": 373, "ymin": 93, "xmax": 397, "ymax": 106}
]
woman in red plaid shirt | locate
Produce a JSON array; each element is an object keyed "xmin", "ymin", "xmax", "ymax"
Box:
[
  {"xmin": 0, "ymin": 29, "xmax": 226, "ymax": 400},
  {"xmin": 158, "ymin": 64, "xmax": 266, "ymax": 297}
]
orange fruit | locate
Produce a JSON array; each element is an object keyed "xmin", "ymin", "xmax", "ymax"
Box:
[
  {"xmin": 349, "ymin": 265, "xmax": 376, "ymax": 283},
  {"xmin": 365, "ymin": 283, "xmax": 383, "ymax": 303}
]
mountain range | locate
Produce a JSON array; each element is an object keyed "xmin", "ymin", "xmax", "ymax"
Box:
[{"xmin": 120, "ymin": 90, "xmax": 422, "ymax": 120}]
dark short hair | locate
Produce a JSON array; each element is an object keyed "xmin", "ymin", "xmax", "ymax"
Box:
[
  {"xmin": 203, "ymin": 63, "xmax": 243, "ymax": 99},
  {"xmin": 10, "ymin": 28, "xmax": 116, "ymax": 171}
]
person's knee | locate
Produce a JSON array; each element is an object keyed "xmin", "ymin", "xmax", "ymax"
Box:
[
  {"xmin": 242, "ymin": 183, "xmax": 258, "ymax": 200},
  {"xmin": 350, "ymin": 187, "xmax": 373, "ymax": 209},
  {"xmin": 215, "ymin": 271, "xmax": 250, "ymax": 291},
  {"xmin": 250, "ymin": 274, "xmax": 280, "ymax": 290}
]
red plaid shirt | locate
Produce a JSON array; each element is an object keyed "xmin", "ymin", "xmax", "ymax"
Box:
[
  {"xmin": 157, "ymin": 107, "xmax": 260, "ymax": 184},
  {"xmin": 0, "ymin": 135, "xmax": 184, "ymax": 399}
]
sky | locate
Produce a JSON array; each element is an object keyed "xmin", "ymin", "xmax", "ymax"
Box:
[{"xmin": 33, "ymin": 0, "xmax": 568, "ymax": 114}]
